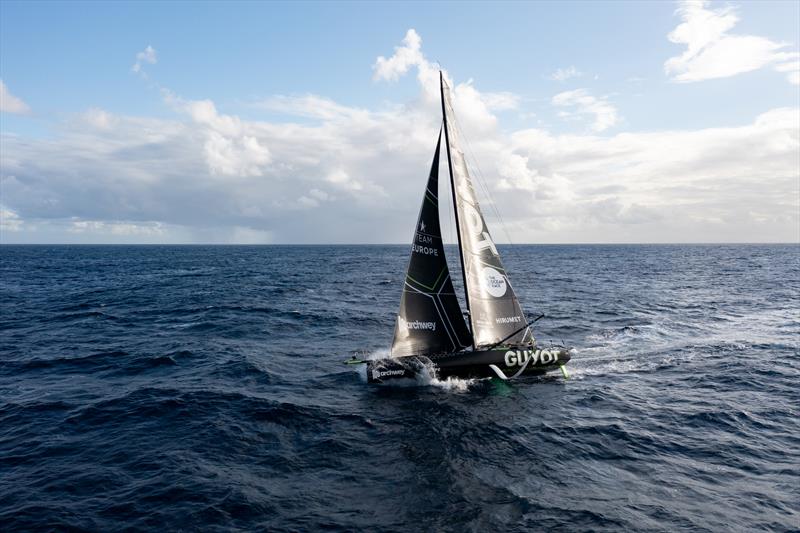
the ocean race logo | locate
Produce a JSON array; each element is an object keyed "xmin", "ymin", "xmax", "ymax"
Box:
[
  {"xmin": 398, "ymin": 316, "xmax": 436, "ymax": 331},
  {"xmin": 505, "ymin": 349, "xmax": 559, "ymax": 367},
  {"xmin": 481, "ymin": 266, "xmax": 507, "ymax": 297}
]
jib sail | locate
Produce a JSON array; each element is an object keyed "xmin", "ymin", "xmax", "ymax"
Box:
[
  {"xmin": 440, "ymin": 73, "xmax": 532, "ymax": 348},
  {"xmin": 390, "ymin": 130, "xmax": 473, "ymax": 357}
]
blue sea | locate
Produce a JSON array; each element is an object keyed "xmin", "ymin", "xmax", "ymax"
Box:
[{"xmin": 1, "ymin": 244, "xmax": 798, "ymax": 531}]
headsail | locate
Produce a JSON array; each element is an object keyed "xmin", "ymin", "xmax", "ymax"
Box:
[
  {"xmin": 440, "ymin": 73, "xmax": 532, "ymax": 347},
  {"xmin": 390, "ymin": 130, "xmax": 473, "ymax": 357}
]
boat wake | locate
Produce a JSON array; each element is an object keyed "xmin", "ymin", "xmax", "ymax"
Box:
[{"xmin": 567, "ymin": 311, "xmax": 786, "ymax": 380}]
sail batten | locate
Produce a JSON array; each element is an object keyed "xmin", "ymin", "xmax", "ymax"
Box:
[
  {"xmin": 439, "ymin": 74, "xmax": 532, "ymax": 348},
  {"xmin": 390, "ymin": 129, "xmax": 473, "ymax": 357}
]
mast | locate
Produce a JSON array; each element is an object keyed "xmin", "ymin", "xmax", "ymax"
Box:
[{"xmin": 439, "ymin": 70, "xmax": 475, "ymax": 350}]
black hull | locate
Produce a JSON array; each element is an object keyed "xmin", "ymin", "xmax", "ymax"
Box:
[{"xmin": 366, "ymin": 345, "xmax": 571, "ymax": 384}]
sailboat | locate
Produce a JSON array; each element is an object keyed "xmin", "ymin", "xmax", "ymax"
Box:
[{"xmin": 352, "ymin": 72, "xmax": 571, "ymax": 383}]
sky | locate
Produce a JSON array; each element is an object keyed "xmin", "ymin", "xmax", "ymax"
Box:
[{"xmin": 1, "ymin": 0, "xmax": 798, "ymax": 244}]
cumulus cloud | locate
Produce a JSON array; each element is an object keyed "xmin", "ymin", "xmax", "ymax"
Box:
[
  {"xmin": 162, "ymin": 92, "xmax": 271, "ymax": 177},
  {"xmin": 496, "ymin": 154, "xmax": 575, "ymax": 204},
  {"xmin": 0, "ymin": 29, "xmax": 797, "ymax": 244},
  {"xmin": 373, "ymin": 29, "xmax": 424, "ymax": 82},
  {"xmin": 132, "ymin": 45, "xmax": 157, "ymax": 77},
  {"xmin": 0, "ymin": 80, "xmax": 30, "ymax": 114},
  {"xmin": 665, "ymin": 0, "xmax": 799, "ymax": 84},
  {"xmin": 552, "ymin": 89, "xmax": 618, "ymax": 132},
  {"xmin": 371, "ymin": 31, "xmax": 518, "ymax": 135},
  {"xmin": 548, "ymin": 66, "xmax": 582, "ymax": 82},
  {"xmin": 504, "ymin": 107, "xmax": 799, "ymax": 240}
]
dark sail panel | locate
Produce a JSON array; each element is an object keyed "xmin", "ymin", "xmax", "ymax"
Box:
[
  {"xmin": 391, "ymin": 132, "xmax": 473, "ymax": 357},
  {"xmin": 440, "ymin": 75, "xmax": 532, "ymax": 348}
]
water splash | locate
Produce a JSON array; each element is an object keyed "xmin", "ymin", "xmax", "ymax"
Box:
[{"xmin": 353, "ymin": 349, "xmax": 478, "ymax": 391}]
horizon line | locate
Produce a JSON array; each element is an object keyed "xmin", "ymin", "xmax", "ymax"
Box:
[{"xmin": 1, "ymin": 242, "xmax": 798, "ymax": 246}]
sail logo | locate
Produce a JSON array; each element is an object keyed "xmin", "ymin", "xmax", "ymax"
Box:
[
  {"xmin": 452, "ymin": 149, "xmax": 498, "ymax": 258},
  {"xmin": 399, "ymin": 316, "xmax": 436, "ymax": 331},
  {"xmin": 373, "ymin": 368, "xmax": 406, "ymax": 380},
  {"xmin": 496, "ymin": 316, "xmax": 522, "ymax": 324},
  {"xmin": 481, "ymin": 267, "xmax": 507, "ymax": 298},
  {"xmin": 412, "ymin": 243, "xmax": 439, "ymax": 256},
  {"xmin": 463, "ymin": 203, "xmax": 499, "ymax": 256},
  {"xmin": 505, "ymin": 349, "xmax": 559, "ymax": 367}
]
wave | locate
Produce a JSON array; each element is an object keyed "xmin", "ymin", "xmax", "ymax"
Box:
[
  {"xmin": 350, "ymin": 349, "xmax": 479, "ymax": 392},
  {"xmin": 2, "ymin": 244, "xmax": 798, "ymax": 532}
]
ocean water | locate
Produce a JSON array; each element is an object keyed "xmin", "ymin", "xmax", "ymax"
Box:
[{"xmin": 0, "ymin": 244, "xmax": 798, "ymax": 531}]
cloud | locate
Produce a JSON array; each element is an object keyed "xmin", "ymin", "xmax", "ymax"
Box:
[
  {"xmin": 297, "ymin": 188, "xmax": 332, "ymax": 208},
  {"xmin": 0, "ymin": 206, "xmax": 23, "ymax": 232},
  {"xmin": 548, "ymin": 66, "xmax": 582, "ymax": 82},
  {"xmin": 69, "ymin": 219, "xmax": 164, "ymax": 236},
  {"xmin": 132, "ymin": 45, "xmax": 157, "ymax": 76},
  {"xmin": 665, "ymin": 0, "xmax": 799, "ymax": 84},
  {"xmin": 504, "ymin": 107, "xmax": 799, "ymax": 239},
  {"xmin": 0, "ymin": 80, "xmax": 30, "ymax": 114},
  {"xmin": 480, "ymin": 92, "xmax": 520, "ymax": 111},
  {"xmin": 0, "ymin": 29, "xmax": 797, "ymax": 244},
  {"xmin": 373, "ymin": 29, "xmax": 424, "ymax": 82},
  {"xmin": 82, "ymin": 108, "xmax": 117, "ymax": 129},
  {"xmin": 162, "ymin": 92, "xmax": 271, "ymax": 176},
  {"xmin": 257, "ymin": 94, "xmax": 370, "ymax": 121},
  {"xmin": 371, "ymin": 31, "xmax": 518, "ymax": 134},
  {"xmin": 552, "ymin": 89, "xmax": 618, "ymax": 132},
  {"xmin": 775, "ymin": 61, "xmax": 800, "ymax": 86}
]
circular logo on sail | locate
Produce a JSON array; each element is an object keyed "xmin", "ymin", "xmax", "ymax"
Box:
[{"xmin": 481, "ymin": 266, "xmax": 506, "ymax": 297}]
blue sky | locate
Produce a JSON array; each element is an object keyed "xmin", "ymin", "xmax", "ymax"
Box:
[{"xmin": 1, "ymin": 0, "xmax": 798, "ymax": 243}]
